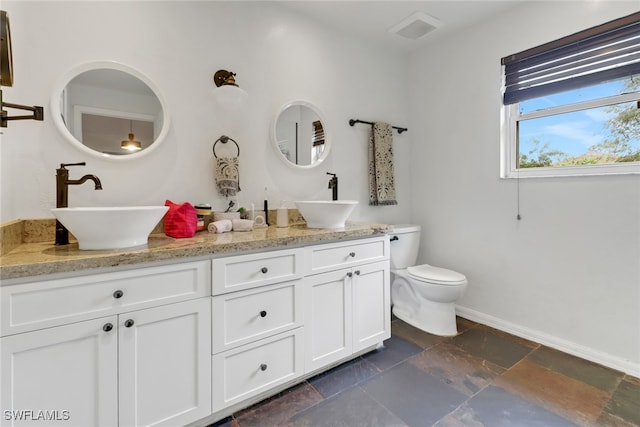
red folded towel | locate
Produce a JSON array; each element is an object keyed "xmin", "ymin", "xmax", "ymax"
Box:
[{"xmin": 164, "ymin": 200, "xmax": 197, "ymax": 238}]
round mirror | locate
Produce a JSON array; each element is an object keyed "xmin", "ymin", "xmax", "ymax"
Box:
[
  {"xmin": 272, "ymin": 100, "xmax": 330, "ymax": 169},
  {"xmin": 50, "ymin": 61, "xmax": 170, "ymax": 160}
]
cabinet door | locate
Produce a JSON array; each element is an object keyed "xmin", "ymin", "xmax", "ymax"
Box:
[
  {"xmin": 0, "ymin": 317, "xmax": 118, "ymax": 427},
  {"xmin": 352, "ymin": 261, "xmax": 391, "ymax": 353},
  {"xmin": 304, "ymin": 269, "xmax": 352, "ymax": 373},
  {"xmin": 118, "ymin": 298, "xmax": 211, "ymax": 427}
]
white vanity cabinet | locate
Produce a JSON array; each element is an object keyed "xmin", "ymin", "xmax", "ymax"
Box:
[
  {"xmin": 0, "ymin": 232, "xmax": 390, "ymax": 426},
  {"xmin": 304, "ymin": 237, "xmax": 390, "ymax": 373},
  {"xmin": 0, "ymin": 260, "xmax": 211, "ymax": 427}
]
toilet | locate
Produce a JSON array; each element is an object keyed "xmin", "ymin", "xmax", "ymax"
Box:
[{"xmin": 389, "ymin": 224, "xmax": 468, "ymax": 336}]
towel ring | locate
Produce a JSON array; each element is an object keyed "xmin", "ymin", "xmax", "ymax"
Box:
[{"xmin": 213, "ymin": 135, "xmax": 240, "ymax": 158}]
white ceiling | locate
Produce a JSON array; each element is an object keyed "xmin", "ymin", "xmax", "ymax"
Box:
[{"xmin": 280, "ymin": 1, "xmax": 527, "ymax": 52}]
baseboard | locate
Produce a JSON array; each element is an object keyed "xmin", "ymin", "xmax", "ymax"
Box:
[{"xmin": 455, "ymin": 305, "xmax": 640, "ymax": 378}]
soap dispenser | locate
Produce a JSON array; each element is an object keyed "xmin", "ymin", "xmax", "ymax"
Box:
[{"xmin": 277, "ymin": 201, "xmax": 288, "ymax": 228}]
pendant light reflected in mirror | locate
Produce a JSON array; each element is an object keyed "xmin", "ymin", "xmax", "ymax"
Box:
[{"xmin": 121, "ymin": 120, "xmax": 142, "ymax": 151}]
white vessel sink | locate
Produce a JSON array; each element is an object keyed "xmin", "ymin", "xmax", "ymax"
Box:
[
  {"xmin": 295, "ymin": 200, "xmax": 358, "ymax": 229},
  {"xmin": 51, "ymin": 206, "xmax": 169, "ymax": 250}
]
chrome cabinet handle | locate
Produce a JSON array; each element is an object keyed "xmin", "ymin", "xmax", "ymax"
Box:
[
  {"xmin": 261, "ymin": 267, "xmax": 268, "ymax": 274},
  {"xmin": 349, "ymin": 252, "xmax": 356, "ymax": 258},
  {"xmin": 260, "ymin": 310, "xmax": 267, "ymax": 318},
  {"xmin": 347, "ymin": 272, "xmax": 353, "ymax": 278},
  {"xmin": 355, "ymin": 270, "xmax": 361, "ymax": 275},
  {"xmin": 260, "ymin": 363, "xmax": 268, "ymax": 371},
  {"xmin": 124, "ymin": 319, "xmax": 135, "ymax": 328},
  {"xmin": 103, "ymin": 323, "xmax": 113, "ymax": 332},
  {"xmin": 113, "ymin": 290, "xmax": 124, "ymax": 299}
]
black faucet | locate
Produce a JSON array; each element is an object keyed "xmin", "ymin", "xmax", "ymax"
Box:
[
  {"xmin": 327, "ymin": 172, "xmax": 338, "ymax": 201},
  {"xmin": 55, "ymin": 162, "xmax": 102, "ymax": 245}
]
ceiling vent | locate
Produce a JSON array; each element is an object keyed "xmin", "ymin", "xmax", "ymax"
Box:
[{"xmin": 388, "ymin": 11, "xmax": 442, "ymax": 40}]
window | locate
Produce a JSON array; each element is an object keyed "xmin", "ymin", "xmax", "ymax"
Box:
[
  {"xmin": 311, "ymin": 120, "xmax": 325, "ymax": 163},
  {"xmin": 501, "ymin": 12, "xmax": 640, "ymax": 178}
]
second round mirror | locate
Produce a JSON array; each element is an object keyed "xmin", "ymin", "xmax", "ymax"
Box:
[{"xmin": 272, "ymin": 101, "xmax": 329, "ymax": 169}]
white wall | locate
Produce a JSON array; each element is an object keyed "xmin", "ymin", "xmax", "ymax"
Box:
[
  {"xmin": 0, "ymin": 1, "xmax": 412, "ymax": 226},
  {"xmin": 408, "ymin": 1, "xmax": 640, "ymax": 375}
]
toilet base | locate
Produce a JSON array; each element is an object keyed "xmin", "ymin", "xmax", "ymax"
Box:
[{"xmin": 392, "ymin": 299, "xmax": 459, "ymax": 337}]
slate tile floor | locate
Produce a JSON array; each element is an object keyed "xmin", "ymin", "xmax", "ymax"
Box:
[{"xmin": 211, "ymin": 318, "xmax": 640, "ymax": 426}]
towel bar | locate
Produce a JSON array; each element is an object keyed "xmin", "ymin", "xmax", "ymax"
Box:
[{"xmin": 349, "ymin": 119, "xmax": 407, "ymax": 134}]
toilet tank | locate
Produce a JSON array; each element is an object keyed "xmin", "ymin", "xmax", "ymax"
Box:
[{"xmin": 389, "ymin": 224, "xmax": 421, "ymax": 269}]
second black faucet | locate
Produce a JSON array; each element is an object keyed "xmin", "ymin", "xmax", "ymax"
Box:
[{"xmin": 327, "ymin": 172, "xmax": 338, "ymax": 201}]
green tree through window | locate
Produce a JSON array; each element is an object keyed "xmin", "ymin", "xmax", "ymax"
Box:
[{"xmin": 517, "ymin": 76, "xmax": 640, "ymax": 168}]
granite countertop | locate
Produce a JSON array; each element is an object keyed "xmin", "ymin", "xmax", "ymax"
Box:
[{"xmin": 0, "ymin": 220, "xmax": 390, "ymax": 281}]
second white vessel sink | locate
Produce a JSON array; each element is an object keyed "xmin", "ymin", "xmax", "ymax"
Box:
[
  {"xmin": 295, "ymin": 200, "xmax": 358, "ymax": 229},
  {"xmin": 51, "ymin": 206, "xmax": 169, "ymax": 250}
]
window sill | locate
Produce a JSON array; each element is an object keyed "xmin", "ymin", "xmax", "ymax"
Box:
[{"xmin": 501, "ymin": 162, "xmax": 640, "ymax": 179}]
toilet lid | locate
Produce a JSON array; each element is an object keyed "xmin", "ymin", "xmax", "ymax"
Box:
[{"xmin": 407, "ymin": 264, "xmax": 467, "ymax": 285}]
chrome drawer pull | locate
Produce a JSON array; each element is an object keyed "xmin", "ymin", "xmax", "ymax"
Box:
[
  {"xmin": 346, "ymin": 272, "xmax": 353, "ymax": 278},
  {"xmin": 260, "ymin": 363, "xmax": 268, "ymax": 371},
  {"xmin": 260, "ymin": 310, "xmax": 267, "ymax": 318},
  {"xmin": 113, "ymin": 290, "xmax": 124, "ymax": 299},
  {"xmin": 349, "ymin": 252, "xmax": 356, "ymax": 258},
  {"xmin": 124, "ymin": 319, "xmax": 135, "ymax": 328},
  {"xmin": 261, "ymin": 267, "xmax": 268, "ymax": 274},
  {"xmin": 355, "ymin": 270, "xmax": 361, "ymax": 275},
  {"xmin": 102, "ymin": 323, "xmax": 113, "ymax": 332}
]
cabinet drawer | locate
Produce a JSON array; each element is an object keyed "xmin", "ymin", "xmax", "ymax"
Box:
[
  {"xmin": 1, "ymin": 260, "xmax": 211, "ymax": 336},
  {"xmin": 212, "ymin": 328, "xmax": 303, "ymax": 411},
  {"xmin": 212, "ymin": 280, "xmax": 303, "ymax": 353},
  {"xmin": 212, "ymin": 249, "xmax": 303, "ymax": 295},
  {"xmin": 305, "ymin": 237, "xmax": 389, "ymax": 275}
]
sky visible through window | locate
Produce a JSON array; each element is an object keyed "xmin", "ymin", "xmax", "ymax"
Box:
[{"xmin": 517, "ymin": 77, "xmax": 640, "ymax": 167}]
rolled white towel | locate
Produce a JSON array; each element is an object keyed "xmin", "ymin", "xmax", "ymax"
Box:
[
  {"xmin": 208, "ymin": 219, "xmax": 233, "ymax": 233},
  {"xmin": 232, "ymin": 219, "xmax": 254, "ymax": 232}
]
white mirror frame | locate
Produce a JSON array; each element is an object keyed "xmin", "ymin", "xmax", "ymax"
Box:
[
  {"xmin": 271, "ymin": 100, "xmax": 330, "ymax": 170},
  {"xmin": 50, "ymin": 61, "xmax": 171, "ymax": 161}
]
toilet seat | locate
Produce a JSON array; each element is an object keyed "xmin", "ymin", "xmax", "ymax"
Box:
[{"xmin": 407, "ymin": 264, "xmax": 467, "ymax": 286}]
